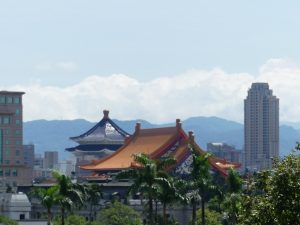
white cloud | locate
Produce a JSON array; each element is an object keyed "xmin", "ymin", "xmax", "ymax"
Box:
[{"xmin": 7, "ymin": 58, "xmax": 300, "ymax": 123}]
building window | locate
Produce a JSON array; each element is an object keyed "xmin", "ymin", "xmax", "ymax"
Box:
[
  {"xmin": 0, "ymin": 96, "xmax": 5, "ymax": 104},
  {"xmin": 5, "ymin": 129, "xmax": 9, "ymax": 135},
  {"xmin": 5, "ymin": 160, "xmax": 10, "ymax": 164},
  {"xmin": 0, "ymin": 169, "xmax": 3, "ymax": 176},
  {"xmin": 16, "ymin": 130, "xmax": 21, "ymax": 135},
  {"xmin": 15, "ymin": 109, "xmax": 20, "ymax": 115},
  {"xmin": 5, "ymin": 149, "xmax": 9, "ymax": 156},
  {"xmin": 6, "ymin": 96, "xmax": 13, "ymax": 104},
  {"xmin": 16, "ymin": 150, "xmax": 20, "ymax": 156},
  {"xmin": 13, "ymin": 97, "xmax": 20, "ymax": 104},
  {"xmin": 16, "ymin": 160, "xmax": 20, "ymax": 164},
  {"xmin": 5, "ymin": 140, "xmax": 9, "ymax": 145},
  {"xmin": 3, "ymin": 116, "xmax": 10, "ymax": 124},
  {"xmin": 16, "ymin": 119, "xmax": 20, "ymax": 125},
  {"xmin": 5, "ymin": 169, "xmax": 10, "ymax": 176},
  {"xmin": 16, "ymin": 140, "xmax": 21, "ymax": 145}
]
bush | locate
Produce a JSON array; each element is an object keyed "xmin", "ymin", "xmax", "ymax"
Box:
[
  {"xmin": 189, "ymin": 208, "xmax": 222, "ymax": 225},
  {"xmin": 53, "ymin": 214, "xmax": 99, "ymax": 225},
  {"xmin": 0, "ymin": 215, "xmax": 17, "ymax": 225},
  {"xmin": 98, "ymin": 201, "xmax": 142, "ymax": 225}
]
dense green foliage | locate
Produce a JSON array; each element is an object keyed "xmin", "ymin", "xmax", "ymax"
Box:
[
  {"xmin": 189, "ymin": 149, "xmax": 214, "ymax": 225},
  {"xmin": 98, "ymin": 201, "xmax": 142, "ymax": 225},
  {"xmin": 53, "ymin": 214, "xmax": 103, "ymax": 225},
  {"xmin": 53, "ymin": 214, "xmax": 88, "ymax": 225},
  {"xmin": 239, "ymin": 144, "xmax": 300, "ymax": 225},
  {"xmin": 29, "ymin": 144, "xmax": 300, "ymax": 225},
  {"xmin": 31, "ymin": 171, "xmax": 96, "ymax": 225},
  {"xmin": 191, "ymin": 209, "xmax": 222, "ymax": 225},
  {"xmin": 117, "ymin": 153, "xmax": 178, "ymax": 225},
  {"xmin": 85, "ymin": 183, "xmax": 103, "ymax": 222},
  {"xmin": 0, "ymin": 216, "xmax": 17, "ymax": 225},
  {"xmin": 30, "ymin": 186, "xmax": 59, "ymax": 225}
]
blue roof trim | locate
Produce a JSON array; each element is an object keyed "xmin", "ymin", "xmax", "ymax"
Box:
[
  {"xmin": 70, "ymin": 117, "xmax": 130, "ymax": 140},
  {"xmin": 66, "ymin": 144, "xmax": 122, "ymax": 152}
]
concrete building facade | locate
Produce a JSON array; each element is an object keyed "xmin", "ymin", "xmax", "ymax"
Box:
[
  {"xmin": 244, "ymin": 83, "xmax": 279, "ymax": 171},
  {"xmin": 207, "ymin": 142, "xmax": 241, "ymax": 163},
  {"xmin": 0, "ymin": 91, "xmax": 32, "ymax": 188},
  {"xmin": 43, "ymin": 151, "xmax": 58, "ymax": 169},
  {"xmin": 23, "ymin": 144, "xmax": 34, "ymax": 168}
]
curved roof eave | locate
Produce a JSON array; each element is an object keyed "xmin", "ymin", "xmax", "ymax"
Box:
[{"xmin": 70, "ymin": 111, "xmax": 130, "ymax": 141}]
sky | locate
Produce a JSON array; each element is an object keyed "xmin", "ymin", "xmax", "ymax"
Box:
[{"xmin": 1, "ymin": 1, "xmax": 300, "ymax": 123}]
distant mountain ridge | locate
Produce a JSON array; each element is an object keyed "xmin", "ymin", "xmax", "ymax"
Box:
[{"xmin": 23, "ymin": 117, "xmax": 300, "ymax": 160}]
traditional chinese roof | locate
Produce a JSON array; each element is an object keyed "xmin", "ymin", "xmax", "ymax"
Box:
[
  {"xmin": 66, "ymin": 144, "xmax": 122, "ymax": 152},
  {"xmin": 69, "ymin": 110, "xmax": 130, "ymax": 145},
  {"xmin": 80, "ymin": 119, "xmax": 240, "ymax": 176}
]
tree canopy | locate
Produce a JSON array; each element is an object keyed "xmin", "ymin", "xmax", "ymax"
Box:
[{"xmin": 98, "ymin": 201, "xmax": 142, "ymax": 225}]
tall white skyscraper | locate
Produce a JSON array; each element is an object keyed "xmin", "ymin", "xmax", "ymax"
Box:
[{"xmin": 244, "ymin": 83, "xmax": 279, "ymax": 171}]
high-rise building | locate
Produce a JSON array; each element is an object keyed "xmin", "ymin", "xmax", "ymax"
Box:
[
  {"xmin": 34, "ymin": 153, "xmax": 43, "ymax": 168},
  {"xmin": 0, "ymin": 91, "xmax": 32, "ymax": 187},
  {"xmin": 43, "ymin": 151, "xmax": 58, "ymax": 169},
  {"xmin": 244, "ymin": 83, "xmax": 279, "ymax": 171}
]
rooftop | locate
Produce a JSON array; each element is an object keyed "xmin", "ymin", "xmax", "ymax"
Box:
[
  {"xmin": 81, "ymin": 119, "xmax": 240, "ymax": 176},
  {"xmin": 69, "ymin": 110, "xmax": 130, "ymax": 145}
]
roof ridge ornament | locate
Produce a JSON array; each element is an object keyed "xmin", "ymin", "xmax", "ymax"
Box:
[
  {"xmin": 103, "ymin": 109, "xmax": 109, "ymax": 119},
  {"xmin": 135, "ymin": 122, "xmax": 141, "ymax": 134},
  {"xmin": 188, "ymin": 131, "xmax": 194, "ymax": 143},
  {"xmin": 176, "ymin": 118, "xmax": 181, "ymax": 130}
]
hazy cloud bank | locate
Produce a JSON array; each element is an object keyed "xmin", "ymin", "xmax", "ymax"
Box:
[{"xmin": 4, "ymin": 58, "xmax": 300, "ymax": 123}]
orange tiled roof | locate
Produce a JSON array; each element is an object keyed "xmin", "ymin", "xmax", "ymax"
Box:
[
  {"xmin": 81, "ymin": 121, "xmax": 185, "ymax": 170},
  {"xmin": 80, "ymin": 119, "xmax": 240, "ymax": 176}
]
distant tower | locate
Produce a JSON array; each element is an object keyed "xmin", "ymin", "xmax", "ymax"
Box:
[{"xmin": 244, "ymin": 83, "xmax": 279, "ymax": 171}]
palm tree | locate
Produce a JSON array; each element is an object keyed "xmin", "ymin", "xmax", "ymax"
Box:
[
  {"xmin": 227, "ymin": 168, "xmax": 242, "ymax": 194},
  {"xmin": 189, "ymin": 151, "xmax": 213, "ymax": 225},
  {"xmin": 222, "ymin": 168, "xmax": 243, "ymax": 225},
  {"xmin": 156, "ymin": 176, "xmax": 184, "ymax": 225},
  {"xmin": 30, "ymin": 186, "xmax": 58, "ymax": 225},
  {"xmin": 52, "ymin": 171, "xmax": 85, "ymax": 225},
  {"xmin": 118, "ymin": 153, "xmax": 176, "ymax": 225},
  {"xmin": 85, "ymin": 183, "xmax": 103, "ymax": 224}
]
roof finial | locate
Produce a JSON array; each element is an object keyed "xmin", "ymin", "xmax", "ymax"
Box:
[
  {"xmin": 103, "ymin": 110, "xmax": 109, "ymax": 119},
  {"xmin": 176, "ymin": 119, "xmax": 181, "ymax": 130},
  {"xmin": 188, "ymin": 131, "xmax": 194, "ymax": 143},
  {"xmin": 135, "ymin": 122, "xmax": 141, "ymax": 133}
]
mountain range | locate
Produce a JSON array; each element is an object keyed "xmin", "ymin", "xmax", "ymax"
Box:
[{"xmin": 23, "ymin": 117, "xmax": 300, "ymax": 160}]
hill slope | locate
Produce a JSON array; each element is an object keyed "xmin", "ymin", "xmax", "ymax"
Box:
[{"xmin": 23, "ymin": 117, "xmax": 300, "ymax": 160}]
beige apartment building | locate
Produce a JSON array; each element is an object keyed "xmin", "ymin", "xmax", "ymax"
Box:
[
  {"xmin": 244, "ymin": 83, "xmax": 279, "ymax": 171},
  {"xmin": 0, "ymin": 91, "xmax": 32, "ymax": 188}
]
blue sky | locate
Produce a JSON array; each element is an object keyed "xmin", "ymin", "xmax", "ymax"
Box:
[{"xmin": 1, "ymin": 1, "xmax": 300, "ymax": 122}]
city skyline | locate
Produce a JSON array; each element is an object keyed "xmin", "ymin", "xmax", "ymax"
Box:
[{"xmin": 1, "ymin": 1, "xmax": 300, "ymax": 123}]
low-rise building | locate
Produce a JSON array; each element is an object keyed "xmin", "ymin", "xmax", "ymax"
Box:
[{"xmin": 0, "ymin": 192, "xmax": 31, "ymax": 220}]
